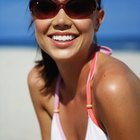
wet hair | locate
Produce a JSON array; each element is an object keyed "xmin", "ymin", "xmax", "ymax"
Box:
[{"xmin": 30, "ymin": 0, "xmax": 102, "ymax": 91}]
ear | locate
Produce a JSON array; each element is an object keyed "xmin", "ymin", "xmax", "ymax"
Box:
[{"xmin": 95, "ymin": 9, "xmax": 104, "ymax": 32}]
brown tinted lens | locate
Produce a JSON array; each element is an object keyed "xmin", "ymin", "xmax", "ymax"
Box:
[
  {"xmin": 65, "ymin": 0, "xmax": 97, "ymax": 18},
  {"xmin": 29, "ymin": 0, "xmax": 58, "ymax": 19}
]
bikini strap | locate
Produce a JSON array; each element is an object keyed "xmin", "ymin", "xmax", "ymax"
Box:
[
  {"xmin": 86, "ymin": 52, "xmax": 99, "ymax": 125},
  {"xmin": 54, "ymin": 75, "xmax": 61, "ymax": 113},
  {"xmin": 53, "ymin": 76, "xmax": 67, "ymax": 140},
  {"xmin": 98, "ymin": 46, "xmax": 112, "ymax": 55},
  {"xmin": 86, "ymin": 46, "xmax": 112, "ymax": 126}
]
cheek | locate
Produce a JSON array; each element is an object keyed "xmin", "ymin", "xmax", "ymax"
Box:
[
  {"xmin": 74, "ymin": 19, "xmax": 96, "ymax": 42},
  {"xmin": 34, "ymin": 19, "xmax": 51, "ymax": 46},
  {"xmin": 76, "ymin": 18, "xmax": 95, "ymax": 34},
  {"xmin": 34, "ymin": 19, "xmax": 52, "ymax": 36}
]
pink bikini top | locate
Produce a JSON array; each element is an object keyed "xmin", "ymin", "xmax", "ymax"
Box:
[{"xmin": 51, "ymin": 46, "xmax": 112, "ymax": 140}]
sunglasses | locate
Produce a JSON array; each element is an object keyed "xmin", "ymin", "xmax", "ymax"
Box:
[{"xmin": 29, "ymin": 0, "xmax": 99, "ymax": 19}]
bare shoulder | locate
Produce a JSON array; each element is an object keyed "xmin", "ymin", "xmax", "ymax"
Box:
[
  {"xmin": 27, "ymin": 66, "xmax": 47, "ymax": 107},
  {"xmin": 27, "ymin": 65, "xmax": 54, "ymax": 109},
  {"xmin": 95, "ymin": 52, "xmax": 140, "ymax": 95},
  {"xmin": 94, "ymin": 53, "xmax": 140, "ymax": 139},
  {"xmin": 28, "ymin": 65, "xmax": 45, "ymax": 92},
  {"xmin": 28, "ymin": 66, "xmax": 54, "ymax": 140}
]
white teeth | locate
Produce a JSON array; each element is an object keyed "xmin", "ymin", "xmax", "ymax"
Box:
[{"xmin": 52, "ymin": 35, "xmax": 75, "ymax": 41}]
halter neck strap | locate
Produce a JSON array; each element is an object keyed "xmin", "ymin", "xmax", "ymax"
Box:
[{"xmin": 54, "ymin": 75, "xmax": 61, "ymax": 113}]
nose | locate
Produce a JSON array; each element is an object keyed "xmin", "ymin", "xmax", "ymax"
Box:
[{"xmin": 52, "ymin": 9, "xmax": 72, "ymax": 30}]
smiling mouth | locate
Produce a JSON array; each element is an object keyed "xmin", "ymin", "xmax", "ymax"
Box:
[{"xmin": 50, "ymin": 35, "xmax": 78, "ymax": 42}]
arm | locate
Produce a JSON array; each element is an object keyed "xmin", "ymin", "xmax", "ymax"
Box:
[
  {"xmin": 28, "ymin": 67, "xmax": 52, "ymax": 140},
  {"xmin": 95, "ymin": 63, "xmax": 140, "ymax": 140}
]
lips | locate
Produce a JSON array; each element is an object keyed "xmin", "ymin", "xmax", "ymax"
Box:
[{"xmin": 48, "ymin": 32, "xmax": 79, "ymax": 48}]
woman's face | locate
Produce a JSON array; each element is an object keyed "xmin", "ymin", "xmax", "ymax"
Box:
[{"xmin": 31, "ymin": 0, "xmax": 104, "ymax": 61}]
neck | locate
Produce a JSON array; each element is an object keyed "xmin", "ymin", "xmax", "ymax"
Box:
[
  {"xmin": 55, "ymin": 50, "xmax": 94, "ymax": 99},
  {"xmin": 58, "ymin": 58, "xmax": 86, "ymax": 91}
]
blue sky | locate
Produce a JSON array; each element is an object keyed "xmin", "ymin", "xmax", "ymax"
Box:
[
  {"xmin": 99, "ymin": 0, "xmax": 140, "ymax": 37},
  {"xmin": 0, "ymin": 0, "xmax": 140, "ymax": 45}
]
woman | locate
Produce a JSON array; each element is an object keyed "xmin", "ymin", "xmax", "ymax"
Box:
[{"xmin": 28, "ymin": 0, "xmax": 140, "ymax": 139}]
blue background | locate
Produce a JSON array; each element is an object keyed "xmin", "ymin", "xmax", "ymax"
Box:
[{"xmin": 0, "ymin": 0, "xmax": 140, "ymax": 50}]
